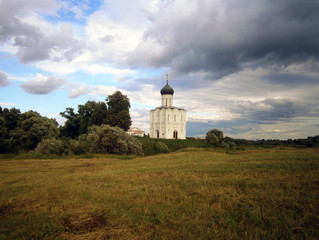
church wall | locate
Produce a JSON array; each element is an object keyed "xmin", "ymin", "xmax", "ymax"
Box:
[{"xmin": 150, "ymin": 107, "xmax": 186, "ymax": 139}]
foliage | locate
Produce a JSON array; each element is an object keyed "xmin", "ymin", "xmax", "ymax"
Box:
[
  {"xmin": 68, "ymin": 134, "xmax": 89, "ymax": 155},
  {"xmin": 87, "ymin": 124, "xmax": 143, "ymax": 156},
  {"xmin": 138, "ymin": 137, "xmax": 210, "ymax": 155},
  {"xmin": 106, "ymin": 91, "xmax": 131, "ymax": 131},
  {"xmin": 0, "ymin": 108, "xmax": 59, "ymax": 153},
  {"xmin": 34, "ymin": 138, "xmax": 65, "ymax": 155},
  {"xmin": 220, "ymin": 141, "xmax": 230, "ymax": 152},
  {"xmin": 60, "ymin": 101, "xmax": 108, "ymax": 138},
  {"xmin": 155, "ymin": 141, "xmax": 169, "ymax": 153},
  {"xmin": 205, "ymin": 129, "xmax": 224, "ymax": 146},
  {"xmin": 60, "ymin": 91, "xmax": 131, "ymax": 139},
  {"xmin": 12, "ymin": 111, "xmax": 59, "ymax": 151}
]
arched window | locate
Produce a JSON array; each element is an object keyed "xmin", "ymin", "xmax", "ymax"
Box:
[{"xmin": 173, "ymin": 130, "xmax": 178, "ymax": 139}]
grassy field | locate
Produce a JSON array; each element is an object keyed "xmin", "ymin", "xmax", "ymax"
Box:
[{"xmin": 0, "ymin": 148, "xmax": 318, "ymax": 239}]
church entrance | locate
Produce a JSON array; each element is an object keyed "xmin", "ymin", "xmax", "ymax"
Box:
[
  {"xmin": 173, "ymin": 130, "xmax": 178, "ymax": 139},
  {"xmin": 156, "ymin": 130, "xmax": 159, "ymax": 138}
]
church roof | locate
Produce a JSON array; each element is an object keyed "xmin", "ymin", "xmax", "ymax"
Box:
[{"xmin": 160, "ymin": 75, "xmax": 174, "ymax": 95}]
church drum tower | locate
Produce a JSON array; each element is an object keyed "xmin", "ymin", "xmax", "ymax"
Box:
[{"xmin": 150, "ymin": 75, "xmax": 186, "ymax": 139}]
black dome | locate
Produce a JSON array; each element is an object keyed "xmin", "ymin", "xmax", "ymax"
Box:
[{"xmin": 160, "ymin": 82, "xmax": 174, "ymax": 95}]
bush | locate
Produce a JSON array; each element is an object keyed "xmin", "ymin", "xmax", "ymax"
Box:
[
  {"xmin": 87, "ymin": 124, "xmax": 143, "ymax": 156},
  {"xmin": 69, "ymin": 134, "xmax": 89, "ymax": 155},
  {"xmin": 155, "ymin": 142, "xmax": 169, "ymax": 153},
  {"xmin": 221, "ymin": 141, "xmax": 230, "ymax": 152},
  {"xmin": 205, "ymin": 129, "xmax": 224, "ymax": 146},
  {"xmin": 34, "ymin": 138, "xmax": 65, "ymax": 155},
  {"xmin": 137, "ymin": 137, "xmax": 210, "ymax": 155}
]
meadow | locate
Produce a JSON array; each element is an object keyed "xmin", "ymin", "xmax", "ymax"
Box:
[{"xmin": 0, "ymin": 148, "xmax": 318, "ymax": 239}]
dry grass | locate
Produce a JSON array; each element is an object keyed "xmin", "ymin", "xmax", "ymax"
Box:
[{"xmin": 0, "ymin": 148, "xmax": 318, "ymax": 239}]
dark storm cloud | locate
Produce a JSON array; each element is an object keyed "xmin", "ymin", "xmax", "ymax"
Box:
[
  {"xmin": 230, "ymin": 98, "xmax": 318, "ymax": 124},
  {"xmin": 263, "ymin": 73, "xmax": 319, "ymax": 86},
  {"xmin": 0, "ymin": 0, "xmax": 85, "ymax": 63},
  {"xmin": 130, "ymin": 0, "xmax": 319, "ymax": 80},
  {"xmin": 21, "ymin": 76, "xmax": 65, "ymax": 94},
  {"xmin": 0, "ymin": 71, "xmax": 9, "ymax": 87}
]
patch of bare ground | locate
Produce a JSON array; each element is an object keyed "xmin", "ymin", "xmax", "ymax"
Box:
[
  {"xmin": 0, "ymin": 203, "xmax": 16, "ymax": 216},
  {"xmin": 59, "ymin": 206, "xmax": 136, "ymax": 239}
]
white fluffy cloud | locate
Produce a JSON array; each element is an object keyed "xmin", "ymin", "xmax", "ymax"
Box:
[
  {"xmin": 69, "ymin": 85, "xmax": 119, "ymax": 98},
  {"xmin": 0, "ymin": 71, "xmax": 9, "ymax": 87},
  {"xmin": 0, "ymin": 0, "xmax": 85, "ymax": 63},
  {"xmin": 21, "ymin": 75, "xmax": 65, "ymax": 94}
]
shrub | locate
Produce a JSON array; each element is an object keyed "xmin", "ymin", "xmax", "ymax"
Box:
[
  {"xmin": 205, "ymin": 129, "xmax": 224, "ymax": 146},
  {"xmin": 86, "ymin": 124, "xmax": 143, "ymax": 156},
  {"xmin": 69, "ymin": 134, "xmax": 89, "ymax": 155},
  {"xmin": 137, "ymin": 137, "xmax": 210, "ymax": 155},
  {"xmin": 34, "ymin": 138, "xmax": 65, "ymax": 155},
  {"xmin": 221, "ymin": 141, "xmax": 230, "ymax": 152},
  {"xmin": 155, "ymin": 142, "xmax": 169, "ymax": 153}
]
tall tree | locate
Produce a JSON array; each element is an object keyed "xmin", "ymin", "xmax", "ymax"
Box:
[
  {"xmin": 60, "ymin": 101, "xmax": 108, "ymax": 138},
  {"xmin": 78, "ymin": 101, "xmax": 108, "ymax": 134},
  {"xmin": 0, "ymin": 116, "xmax": 7, "ymax": 153},
  {"xmin": 10, "ymin": 111, "xmax": 59, "ymax": 151},
  {"xmin": 60, "ymin": 108, "xmax": 81, "ymax": 139},
  {"xmin": 1, "ymin": 107, "xmax": 21, "ymax": 132},
  {"xmin": 106, "ymin": 91, "xmax": 131, "ymax": 131}
]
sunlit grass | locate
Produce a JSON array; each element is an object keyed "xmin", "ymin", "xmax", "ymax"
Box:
[{"xmin": 0, "ymin": 148, "xmax": 318, "ymax": 239}]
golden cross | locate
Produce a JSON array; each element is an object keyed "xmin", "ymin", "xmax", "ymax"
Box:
[{"xmin": 166, "ymin": 74, "xmax": 168, "ymax": 83}]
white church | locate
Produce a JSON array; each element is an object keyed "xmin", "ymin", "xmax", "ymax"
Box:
[{"xmin": 150, "ymin": 75, "xmax": 186, "ymax": 139}]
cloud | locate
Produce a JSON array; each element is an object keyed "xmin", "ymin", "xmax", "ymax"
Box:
[
  {"xmin": 68, "ymin": 85, "xmax": 119, "ymax": 98},
  {"xmin": 128, "ymin": 0, "xmax": 319, "ymax": 80},
  {"xmin": 0, "ymin": 0, "xmax": 85, "ymax": 63},
  {"xmin": 263, "ymin": 72, "xmax": 319, "ymax": 86},
  {"xmin": 0, "ymin": 71, "xmax": 9, "ymax": 87},
  {"xmin": 229, "ymin": 98, "xmax": 319, "ymax": 124},
  {"xmin": 21, "ymin": 75, "xmax": 65, "ymax": 94}
]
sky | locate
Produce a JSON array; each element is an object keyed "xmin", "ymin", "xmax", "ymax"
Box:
[{"xmin": 0, "ymin": 0, "xmax": 319, "ymax": 140}]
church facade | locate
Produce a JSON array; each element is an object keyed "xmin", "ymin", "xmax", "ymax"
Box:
[{"xmin": 150, "ymin": 76, "xmax": 186, "ymax": 139}]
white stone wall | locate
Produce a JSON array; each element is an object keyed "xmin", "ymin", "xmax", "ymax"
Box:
[
  {"xmin": 150, "ymin": 107, "xmax": 186, "ymax": 139},
  {"xmin": 161, "ymin": 94, "xmax": 173, "ymax": 107}
]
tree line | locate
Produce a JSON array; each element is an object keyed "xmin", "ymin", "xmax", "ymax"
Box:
[
  {"xmin": 0, "ymin": 91, "xmax": 138, "ymax": 154},
  {"xmin": 204, "ymin": 129, "xmax": 319, "ymax": 150},
  {"xmin": 1, "ymin": 90, "xmax": 318, "ymax": 156}
]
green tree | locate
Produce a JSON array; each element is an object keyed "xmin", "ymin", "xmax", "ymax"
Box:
[
  {"xmin": 87, "ymin": 124, "xmax": 143, "ymax": 155},
  {"xmin": 1, "ymin": 107, "xmax": 21, "ymax": 132},
  {"xmin": 106, "ymin": 91, "xmax": 131, "ymax": 131},
  {"xmin": 60, "ymin": 108, "xmax": 81, "ymax": 138},
  {"xmin": 0, "ymin": 116, "xmax": 7, "ymax": 153},
  {"xmin": 78, "ymin": 101, "xmax": 108, "ymax": 134},
  {"xmin": 205, "ymin": 129, "xmax": 224, "ymax": 146},
  {"xmin": 11, "ymin": 111, "xmax": 59, "ymax": 151},
  {"xmin": 60, "ymin": 101, "xmax": 108, "ymax": 138}
]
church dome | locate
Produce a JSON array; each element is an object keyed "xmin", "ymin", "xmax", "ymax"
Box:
[{"xmin": 160, "ymin": 82, "xmax": 174, "ymax": 95}]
